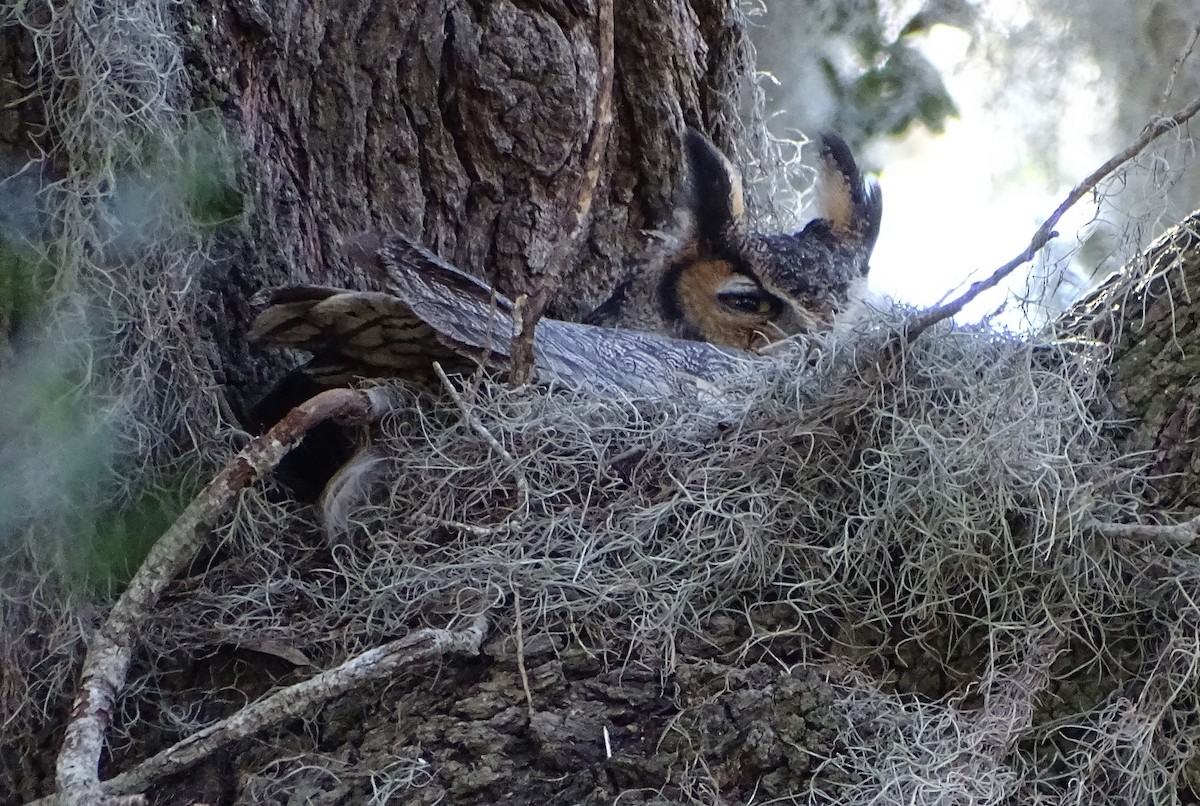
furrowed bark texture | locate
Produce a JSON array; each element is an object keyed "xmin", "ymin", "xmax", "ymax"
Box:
[
  {"xmin": 176, "ymin": 631, "xmax": 857, "ymax": 806},
  {"xmin": 1070, "ymin": 211, "xmax": 1200, "ymax": 514},
  {"xmin": 175, "ymin": 0, "xmax": 764, "ymax": 414}
]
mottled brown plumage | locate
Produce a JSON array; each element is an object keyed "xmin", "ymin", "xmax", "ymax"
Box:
[
  {"xmin": 251, "ymin": 233, "xmax": 758, "ymax": 402},
  {"xmin": 249, "ymin": 133, "xmax": 881, "ymax": 501},
  {"xmin": 250, "ymin": 131, "xmax": 881, "ymax": 399},
  {"xmin": 585, "ymin": 130, "xmax": 882, "ymax": 349}
]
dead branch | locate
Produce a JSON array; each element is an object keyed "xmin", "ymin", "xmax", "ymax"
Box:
[
  {"xmin": 1158, "ymin": 24, "xmax": 1200, "ymax": 115},
  {"xmin": 52, "ymin": 387, "xmax": 388, "ymax": 806},
  {"xmin": 102, "ymin": 617, "xmax": 487, "ymax": 800},
  {"xmin": 1090, "ymin": 514, "xmax": 1200, "ymax": 546},
  {"xmin": 31, "ymin": 617, "xmax": 488, "ymax": 806},
  {"xmin": 905, "ymin": 90, "xmax": 1200, "ymax": 343}
]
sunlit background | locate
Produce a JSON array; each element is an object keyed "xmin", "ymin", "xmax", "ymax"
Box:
[
  {"xmin": 748, "ymin": 0, "xmax": 1200, "ymax": 327},
  {"xmin": 866, "ymin": 24, "xmax": 1107, "ymax": 310}
]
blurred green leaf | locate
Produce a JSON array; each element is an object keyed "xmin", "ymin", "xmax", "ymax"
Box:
[
  {"xmin": 75, "ymin": 483, "xmax": 194, "ymax": 591},
  {"xmin": 178, "ymin": 112, "xmax": 244, "ymax": 229}
]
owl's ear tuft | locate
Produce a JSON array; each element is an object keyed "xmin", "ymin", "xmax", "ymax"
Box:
[
  {"xmin": 682, "ymin": 128, "xmax": 745, "ymax": 252},
  {"xmin": 815, "ymin": 134, "xmax": 882, "ymax": 257}
]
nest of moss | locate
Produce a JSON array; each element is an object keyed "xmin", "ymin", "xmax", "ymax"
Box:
[
  {"xmin": 96, "ymin": 308, "xmax": 1194, "ymax": 801},
  {"xmin": 170, "ymin": 314, "xmax": 1136, "ymax": 670},
  {"xmin": 4, "ymin": 2, "xmax": 1200, "ymax": 801}
]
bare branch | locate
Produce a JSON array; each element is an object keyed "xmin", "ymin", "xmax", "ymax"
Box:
[
  {"xmin": 53, "ymin": 388, "xmax": 386, "ymax": 806},
  {"xmin": 100, "ymin": 617, "xmax": 488, "ymax": 799},
  {"xmin": 905, "ymin": 91, "xmax": 1200, "ymax": 342},
  {"xmin": 1090, "ymin": 514, "xmax": 1200, "ymax": 546},
  {"xmin": 32, "ymin": 618, "xmax": 488, "ymax": 806},
  {"xmin": 1158, "ymin": 24, "xmax": 1200, "ymax": 115}
]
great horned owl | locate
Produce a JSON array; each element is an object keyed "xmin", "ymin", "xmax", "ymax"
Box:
[
  {"xmin": 250, "ymin": 233, "xmax": 756, "ymax": 402},
  {"xmin": 584, "ymin": 130, "xmax": 882, "ymax": 349},
  {"xmin": 251, "ymin": 129, "xmax": 881, "ymax": 393},
  {"xmin": 250, "ymin": 233, "xmax": 763, "ymax": 501},
  {"xmin": 249, "ymin": 130, "xmax": 881, "ymax": 499}
]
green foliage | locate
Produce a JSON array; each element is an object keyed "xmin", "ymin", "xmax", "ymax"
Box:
[
  {"xmin": 0, "ymin": 110, "xmax": 244, "ymax": 609},
  {"xmin": 176, "ymin": 111, "xmax": 245, "ymax": 229},
  {"xmin": 819, "ymin": 6, "xmax": 960, "ymax": 148},
  {"xmin": 0, "ymin": 328, "xmax": 198, "ymax": 592},
  {"xmin": 110, "ymin": 111, "xmax": 245, "ymax": 242},
  {"xmin": 847, "ymin": 43, "xmax": 958, "ymax": 138},
  {"xmin": 0, "ymin": 239, "xmax": 51, "ymax": 341},
  {"xmin": 76, "ymin": 483, "xmax": 194, "ymax": 592},
  {"xmin": 749, "ymin": 0, "xmax": 965, "ymax": 157}
]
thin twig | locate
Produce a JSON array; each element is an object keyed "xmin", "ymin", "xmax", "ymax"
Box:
[
  {"xmin": 510, "ymin": 0, "xmax": 615, "ymax": 386},
  {"xmin": 53, "ymin": 388, "xmax": 385, "ymax": 806},
  {"xmin": 33, "ymin": 618, "xmax": 489, "ymax": 805},
  {"xmin": 905, "ymin": 91, "xmax": 1200, "ymax": 343},
  {"xmin": 413, "ymin": 512, "xmax": 513, "ymax": 538},
  {"xmin": 1158, "ymin": 24, "xmax": 1200, "ymax": 115},
  {"xmin": 1090, "ymin": 514, "xmax": 1200, "ymax": 546},
  {"xmin": 512, "ymin": 590, "xmax": 536, "ymax": 716},
  {"xmin": 434, "ymin": 362, "xmax": 531, "ymax": 510}
]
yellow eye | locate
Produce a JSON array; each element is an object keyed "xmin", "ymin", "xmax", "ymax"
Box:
[{"xmin": 757, "ymin": 298, "xmax": 773, "ymax": 314}]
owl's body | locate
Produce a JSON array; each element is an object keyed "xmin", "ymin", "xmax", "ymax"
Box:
[
  {"xmin": 250, "ymin": 130, "xmax": 882, "ymax": 500},
  {"xmin": 250, "ymin": 234, "xmax": 756, "ymax": 403},
  {"xmin": 251, "ymin": 129, "xmax": 881, "ymax": 399}
]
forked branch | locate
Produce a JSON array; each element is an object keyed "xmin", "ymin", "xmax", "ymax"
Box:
[
  {"xmin": 905, "ymin": 91, "xmax": 1200, "ymax": 342},
  {"xmin": 52, "ymin": 387, "xmax": 391, "ymax": 806}
]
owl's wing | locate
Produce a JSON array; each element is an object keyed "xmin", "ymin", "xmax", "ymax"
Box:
[
  {"xmin": 249, "ymin": 284, "xmax": 462, "ymax": 385},
  {"xmin": 251, "ymin": 232, "xmax": 760, "ymax": 401}
]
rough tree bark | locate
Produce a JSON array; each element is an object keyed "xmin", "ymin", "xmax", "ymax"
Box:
[
  {"xmin": 4, "ymin": 1, "xmax": 1200, "ymax": 804},
  {"xmin": 179, "ymin": 0, "xmax": 761, "ymax": 416},
  {"xmin": 1068, "ymin": 210, "xmax": 1200, "ymax": 514}
]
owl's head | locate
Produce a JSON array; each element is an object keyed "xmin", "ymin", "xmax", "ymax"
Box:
[{"xmin": 659, "ymin": 129, "xmax": 882, "ymax": 349}]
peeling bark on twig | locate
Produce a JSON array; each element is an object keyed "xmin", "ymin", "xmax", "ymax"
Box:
[
  {"xmin": 53, "ymin": 388, "xmax": 388, "ymax": 806},
  {"xmin": 1090, "ymin": 514, "xmax": 1200, "ymax": 545}
]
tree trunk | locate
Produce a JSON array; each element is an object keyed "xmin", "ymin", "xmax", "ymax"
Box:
[
  {"xmin": 179, "ymin": 0, "xmax": 769, "ymax": 414},
  {"xmin": 4, "ymin": 2, "xmax": 1200, "ymax": 805},
  {"xmin": 1065, "ymin": 210, "xmax": 1200, "ymax": 515}
]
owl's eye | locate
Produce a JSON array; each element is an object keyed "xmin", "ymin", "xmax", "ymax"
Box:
[{"xmin": 717, "ymin": 290, "xmax": 776, "ymax": 315}]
